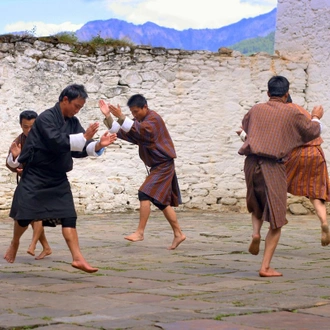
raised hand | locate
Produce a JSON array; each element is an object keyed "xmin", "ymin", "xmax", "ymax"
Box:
[
  {"xmin": 99, "ymin": 100, "xmax": 111, "ymax": 117},
  {"xmin": 311, "ymin": 105, "xmax": 324, "ymax": 120},
  {"xmin": 84, "ymin": 122, "xmax": 99, "ymax": 140},
  {"xmin": 10, "ymin": 142, "xmax": 21, "ymax": 159},
  {"xmin": 109, "ymin": 104, "xmax": 123, "ymax": 118},
  {"xmin": 97, "ymin": 132, "xmax": 117, "ymax": 149}
]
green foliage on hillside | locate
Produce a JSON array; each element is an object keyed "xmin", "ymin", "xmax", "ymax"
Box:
[
  {"xmin": 17, "ymin": 28, "xmax": 134, "ymax": 50},
  {"xmin": 53, "ymin": 32, "xmax": 134, "ymax": 48},
  {"xmin": 228, "ymin": 31, "xmax": 275, "ymax": 55}
]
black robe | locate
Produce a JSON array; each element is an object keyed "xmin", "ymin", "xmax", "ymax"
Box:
[{"xmin": 10, "ymin": 103, "xmax": 91, "ymax": 221}]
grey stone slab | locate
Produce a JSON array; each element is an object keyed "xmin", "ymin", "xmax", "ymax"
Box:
[
  {"xmin": 0, "ymin": 313, "xmax": 49, "ymax": 328},
  {"xmin": 298, "ymin": 303, "xmax": 330, "ymax": 317},
  {"xmin": 1, "ymin": 211, "xmax": 330, "ymax": 328},
  {"xmin": 109, "ymin": 292, "xmax": 173, "ymax": 303},
  {"xmin": 225, "ymin": 311, "xmax": 330, "ymax": 330},
  {"xmin": 36, "ymin": 325, "xmax": 92, "ymax": 330},
  {"xmin": 156, "ymin": 319, "xmax": 257, "ymax": 330}
]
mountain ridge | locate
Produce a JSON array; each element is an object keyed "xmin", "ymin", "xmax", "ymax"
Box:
[{"xmin": 75, "ymin": 8, "xmax": 277, "ymax": 52}]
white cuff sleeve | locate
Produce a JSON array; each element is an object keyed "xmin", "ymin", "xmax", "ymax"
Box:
[
  {"xmin": 239, "ymin": 130, "xmax": 247, "ymax": 142},
  {"xmin": 121, "ymin": 117, "xmax": 134, "ymax": 132},
  {"xmin": 70, "ymin": 133, "xmax": 86, "ymax": 151},
  {"xmin": 109, "ymin": 121, "xmax": 121, "ymax": 134},
  {"xmin": 86, "ymin": 141, "xmax": 103, "ymax": 157},
  {"xmin": 7, "ymin": 153, "xmax": 20, "ymax": 168},
  {"xmin": 312, "ymin": 118, "xmax": 322, "ymax": 133}
]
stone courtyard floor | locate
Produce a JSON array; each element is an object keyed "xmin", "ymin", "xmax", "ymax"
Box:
[{"xmin": 0, "ymin": 210, "xmax": 330, "ymax": 329}]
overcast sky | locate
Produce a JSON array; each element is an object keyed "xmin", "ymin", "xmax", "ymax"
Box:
[{"xmin": 0, "ymin": 0, "xmax": 277, "ymax": 36}]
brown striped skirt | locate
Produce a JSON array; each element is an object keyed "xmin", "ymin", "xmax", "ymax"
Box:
[
  {"xmin": 244, "ymin": 155, "xmax": 288, "ymax": 229},
  {"xmin": 285, "ymin": 145, "xmax": 330, "ymax": 201}
]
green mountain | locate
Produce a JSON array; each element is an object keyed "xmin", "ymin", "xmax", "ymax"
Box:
[{"xmin": 228, "ymin": 31, "xmax": 275, "ymax": 55}]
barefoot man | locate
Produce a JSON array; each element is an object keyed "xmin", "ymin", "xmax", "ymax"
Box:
[
  {"xmin": 4, "ymin": 84, "xmax": 117, "ymax": 273},
  {"xmin": 238, "ymin": 76, "xmax": 323, "ymax": 277},
  {"xmin": 99, "ymin": 94, "xmax": 186, "ymax": 250},
  {"xmin": 6, "ymin": 110, "xmax": 52, "ymax": 260}
]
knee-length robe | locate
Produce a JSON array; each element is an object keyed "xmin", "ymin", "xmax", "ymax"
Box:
[
  {"xmin": 10, "ymin": 103, "xmax": 91, "ymax": 221},
  {"xmin": 285, "ymin": 103, "xmax": 330, "ymax": 201},
  {"xmin": 238, "ymin": 99, "xmax": 321, "ymax": 229},
  {"xmin": 106, "ymin": 110, "xmax": 181, "ymax": 206}
]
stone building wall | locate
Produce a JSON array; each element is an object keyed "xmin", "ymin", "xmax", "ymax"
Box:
[
  {"xmin": 0, "ymin": 14, "xmax": 325, "ymax": 215},
  {"xmin": 275, "ymin": 0, "xmax": 330, "ymax": 158}
]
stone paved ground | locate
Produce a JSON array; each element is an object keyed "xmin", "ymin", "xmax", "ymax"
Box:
[{"xmin": 0, "ymin": 210, "xmax": 330, "ymax": 329}]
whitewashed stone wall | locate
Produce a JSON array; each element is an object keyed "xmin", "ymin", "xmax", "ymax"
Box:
[
  {"xmin": 275, "ymin": 0, "xmax": 330, "ymax": 159},
  {"xmin": 0, "ymin": 3, "xmax": 327, "ymax": 216},
  {"xmin": 275, "ymin": 0, "xmax": 330, "ymax": 214}
]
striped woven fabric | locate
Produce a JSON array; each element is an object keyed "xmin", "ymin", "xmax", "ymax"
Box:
[
  {"xmin": 239, "ymin": 98, "xmax": 322, "ymax": 229},
  {"xmin": 244, "ymin": 155, "xmax": 288, "ymax": 229},
  {"xmin": 286, "ymin": 145, "xmax": 330, "ymax": 201},
  {"xmin": 117, "ymin": 109, "xmax": 181, "ymax": 206}
]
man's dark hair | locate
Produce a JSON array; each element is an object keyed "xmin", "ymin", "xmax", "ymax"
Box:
[
  {"xmin": 127, "ymin": 94, "xmax": 148, "ymax": 108},
  {"xmin": 19, "ymin": 110, "xmax": 38, "ymax": 125},
  {"xmin": 287, "ymin": 94, "xmax": 292, "ymax": 103},
  {"xmin": 59, "ymin": 84, "xmax": 88, "ymax": 102},
  {"xmin": 268, "ymin": 76, "xmax": 290, "ymax": 97}
]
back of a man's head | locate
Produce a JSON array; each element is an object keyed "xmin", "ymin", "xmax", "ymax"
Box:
[{"xmin": 268, "ymin": 76, "xmax": 289, "ymax": 97}]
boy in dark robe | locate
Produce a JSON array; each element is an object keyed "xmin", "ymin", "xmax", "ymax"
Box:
[
  {"xmin": 99, "ymin": 94, "xmax": 186, "ymax": 250},
  {"xmin": 6, "ymin": 110, "xmax": 52, "ymax": 260},
  {"xmin": 4, "ymin": 84, "xmax": 117, "ymax": 273}
]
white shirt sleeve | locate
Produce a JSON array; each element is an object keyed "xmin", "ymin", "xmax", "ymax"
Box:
[
  {"xmin": 86, "ymin": 141, "xmax": 104, "ymax": 157},
  {"xmin": 312, "ymin": 118, "xmax": 322, "ymax": 133},
  {"xmin": 7, "ymin": 153, "xmax": 20, "ymax": 168},
  {"xmin": 70, "ymin": 133, "xmax": 86, "ymax": 151},
  {"xmin": 109, "ymin": 121, "xmax": 121, "ymax": 134},
  {"xmin": 121, "ymin": 117, "xmax": 134, "ymax": 132},
  {"xmin": 239, "ymin": 130, "xmax": 247, "ymax": 142}
]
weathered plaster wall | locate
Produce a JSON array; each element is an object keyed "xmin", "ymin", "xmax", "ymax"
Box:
[
  {"xmin": 0, "ymin": 0, "xmax": 327, "ymax": 216},
  {"xmin": 275, "ymin": 0, "xmax": 330, "ymax": 158}
]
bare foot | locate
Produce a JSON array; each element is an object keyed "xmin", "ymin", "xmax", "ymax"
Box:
[
  {"xmin": 27, "ymin": 245, "xmax": 36, "ymax": 256},
  {"xmin": 321, "ymin": 224, "xmax": 330, "ymax": 246},
  {"xmin": 248, "ymin": 235, "xmax": 261, "ymax": 255},
  {"xmin": 72, "ymin": 260, "xmax": 98, "ymax": 273},
  {"xmin": 35, "ymin": 248, "xmax": 52, "ymax": 260},
  {"xmin": 259, "ymin": 268, "xmax": 283, "ymax": 277},
  {"xmin": 124, "ymin": 232, "xmax": 144, "ymax": 242},
  {"xmin": 4, "ymin": 241, "xmax": 19, "ymax": 263},
  {"xmin": 167, "ymin": 234, "xmax": 186, "ymax": 250}
]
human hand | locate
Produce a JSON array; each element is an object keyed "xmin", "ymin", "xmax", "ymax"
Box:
[
  {"xmin": 109, "ymin": 104, "xmax": 123, "ymax": 118},
  {"xmin": 236, "ymin": 126, "xmax": 243, "ymax": 136},
  {"xmin": 311, "ymin": 105, "xmax": 324, "ymax": 119},
  {"xmin": 16, "ymin": 167, "xmax": 23, "ymax": 175},
  {"xmin": 99, "ymin": 100, "xmax": 111, "ymax": 118},
  {"xmin": 84, "ymin": 122, "xmax": 99, "ymax": 140},
  {"xmin": 96, "ymin": 132, "xmax": 117, "ymax": 149},
  {"xmin": 10, "ymin": 142, "xmax": 21, "ymax": 159}
]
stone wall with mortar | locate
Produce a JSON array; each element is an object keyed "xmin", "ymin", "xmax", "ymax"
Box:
[
  {"xmin": 0, "ymin": 21, "xmax": 326, "ymax": 215},
  {"xmin": 275, "ymin": 0, "xmax": 330, "ymax": 215}
]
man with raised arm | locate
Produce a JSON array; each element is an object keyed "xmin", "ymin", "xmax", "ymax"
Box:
[
  {"xmin": 238, "ymin": 76, "xmax": 323, "ymax": 277},
  {"xmin": 99, "ymin": 94, "xmax": 185, "ymax": 250},
  {"xmin": 4, "ymin": 84, "xmax": 117, "ymax": 273}
]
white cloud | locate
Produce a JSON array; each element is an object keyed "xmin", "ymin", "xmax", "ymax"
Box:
[
  {"xmin": 2, "ymin": 0, "xmax": 277, "ymax": 37},
  {"xmin": 4, "ymin": 21, "xmax": 83, "ymax": 37},
  {"xmin": 106, "ymin": 0, "xmax": 277, "ymax": 30}
]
